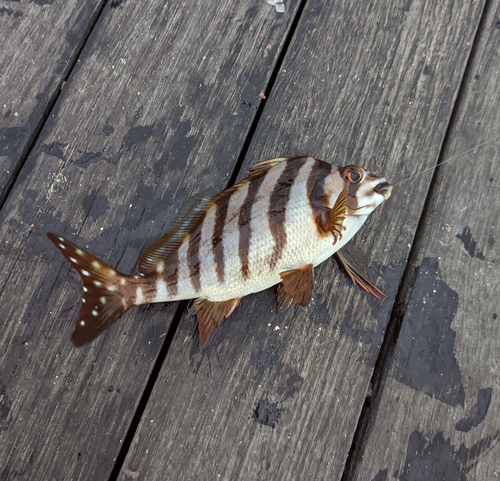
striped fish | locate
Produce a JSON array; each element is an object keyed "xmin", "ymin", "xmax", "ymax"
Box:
[{"xmin": 47, "ymin": 155, "xmax": 392, "ymax": 347}]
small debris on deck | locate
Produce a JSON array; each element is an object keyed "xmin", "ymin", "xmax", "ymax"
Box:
[{"xmin": 266, "ymin": 0, "xmax": 285, "ymax": 14}]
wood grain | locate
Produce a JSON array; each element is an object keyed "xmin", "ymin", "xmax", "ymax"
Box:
[
  {"xmin": 353, "ymin": 2, "xmax": 500, "ymax": 479},
  {"xmin": 0, "ymin": 0, "xmax": 105, "ymax": 205},
  {"xmin": 0, "ymin": 1, "xmax": 299, "ymax": 479},
  {"xmin": 117, "ymin": 0, "xmax": 485, "ymax": 480}
]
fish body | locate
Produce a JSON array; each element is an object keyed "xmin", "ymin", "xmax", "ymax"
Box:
[{"xmin": 48, "ymin": 155, "xmax": 392, "ymax": 347}]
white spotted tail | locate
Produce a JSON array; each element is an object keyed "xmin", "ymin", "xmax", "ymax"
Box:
[{"xmin": 47, "ymin": 233, "xmax": 136, "ymax": 347}]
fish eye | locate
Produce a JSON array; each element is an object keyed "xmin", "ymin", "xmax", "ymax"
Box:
[{"xmin": 342, "ymin": 166, "xmax": 363, "ymax": 183}]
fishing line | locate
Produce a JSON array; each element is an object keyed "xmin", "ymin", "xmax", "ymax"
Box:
[{"xmin": 392, "ymin": 135, "xmax": 500, "ymax": 186}]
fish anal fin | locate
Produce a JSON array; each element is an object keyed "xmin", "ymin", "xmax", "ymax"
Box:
[
  {"xmin": 194, "ymin": 297, "xmax": 240, "ymax": 347},
  {"xmin": 47, "ymin": 233, "xmax": 133, "ymax": 347},
  {"xmin": 279, "ymin": 264, "xmax": 314, "ymax": 307},
  {"xmin": 138, "ymin": 195, "xmax": 211, "ymax": 274},
  {"xmin": 315, "ymin": 182, "xmax": 349, "ymax": 243},
  {"xmin": 336, "ymin": 242, "xmax": 388, "ymax": 300},
  {"xmin": 277, "ymin": 283, "xmax": 293, "ymax": 311}
]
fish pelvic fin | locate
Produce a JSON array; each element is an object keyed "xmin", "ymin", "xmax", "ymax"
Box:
[
  {"xmin": 47, "ymin": 233, "xmax": 135, "ymax": 347},
  {"xmin": 279, "ymin": 264, "xmax": 314, "ymax": 306},
  {"xmin": 193, "ymin": 297, "xmax": 240, "ymax": 348}
]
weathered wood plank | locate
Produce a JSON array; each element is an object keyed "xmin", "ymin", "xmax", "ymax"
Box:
[
  {"xmin": 0, "ymin": 1, "xmax": 299, "ymax": 479},
  {"xmin": 117, "ymin": 0, "xmax": 485, "ymax": 480},
  {"xmin": 0, "ymin": 0, "xmax": 105, "ymax": 205},
  {"xmin": 352, "ymin": 2, "xmax": 500, "ymax": 480}
]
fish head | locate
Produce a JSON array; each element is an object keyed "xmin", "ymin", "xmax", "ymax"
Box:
[{"xmin": 338, "ymin": 165, "xmax": 392, "ymax": 216}]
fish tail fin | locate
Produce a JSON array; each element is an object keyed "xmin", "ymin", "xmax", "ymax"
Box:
[{"xmin": 47, "ymin": 233, "xmax": 135, "ymax": 347}]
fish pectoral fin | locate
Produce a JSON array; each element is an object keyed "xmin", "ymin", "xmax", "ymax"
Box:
[
  {"xmin": 276, "ymin": 283, "xmax": 293, "ymax": 311},
  {"xmin": 328, "ymin": 182, "xmax": 349, "ymax": 244},
  {"xmin": 279, "ymin": 264, "xmax": 314, "ymax": 307},
  {"xmin": 138, "ymin": 195, "xmax": 211, "ymax": 275},
  {"xmin": 194, "ymin": 297, "xmax": 240, "ymax": 348},
  {"xmin": 313, "ymin": 182, "xmax": 349, "ymax": 243},
  {"xmin": 335, "ymin": 242, "xmax": 388, "ymax": 300}
]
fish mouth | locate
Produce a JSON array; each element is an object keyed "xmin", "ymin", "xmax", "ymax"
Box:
[{"xmin": 374, "ymin": 181, "xmax": 392, "ymax": 198}]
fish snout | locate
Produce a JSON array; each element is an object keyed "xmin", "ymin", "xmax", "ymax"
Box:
[{"xmin": 374, "ymin": 180, "xmax": 392, "ymax": 199}]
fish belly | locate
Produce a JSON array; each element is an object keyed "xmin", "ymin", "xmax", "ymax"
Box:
[{"xmin": 196, "ymin": 204, "xmax": 368, "ymax": 302}]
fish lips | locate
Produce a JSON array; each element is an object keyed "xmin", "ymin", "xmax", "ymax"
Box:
[{"xmin": 374, "ymin": 181, "xmax": 392, "ymax": 199}]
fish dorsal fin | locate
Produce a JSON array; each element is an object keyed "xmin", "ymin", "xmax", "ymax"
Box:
[
  {"xmin": 138, "ymin": 195, "xmax": 211, "ymax": 274},
  {"xmin": 242, "ymin": 155, "xmax": 310, "ymax": 186},
  {"xmin": 279, "ymin": 264, "xmax": 314, "ymax": 306},
  {"xmin": 247, "ymin": 157, "xmax": 287, "ymax": 177}
]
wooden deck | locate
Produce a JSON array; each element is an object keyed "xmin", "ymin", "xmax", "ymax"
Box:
[{"xmin": 1, "ymin": 0, "xmax": 499, "ymax": 479}]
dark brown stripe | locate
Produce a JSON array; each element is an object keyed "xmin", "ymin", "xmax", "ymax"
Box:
[
  {"xmin": 164, "ymin": 249, "xmax": 179, "ymax": 296},
  {"xmin": 269, "ymin": 157, "xmax": 307, "ymax": 268},
  {"xmin": 212, "ymin": 189, "xmax": 234, "ymax": 283},
  {"xmin": 347, "ymin": 182, "xmax": 362, "ymax": 211},
  {"xmin": 188, "ymin": 210, "xmax": 208, "ymax": 292},
  {"xmin": 238, "ymin": 175, "xmax": 266, "ymax": 278},
  {"xmin": 307, "ymin": 159, "xmax": 333, "ymax": 235}
]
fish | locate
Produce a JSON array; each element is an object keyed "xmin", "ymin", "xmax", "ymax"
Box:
[{"xmin": 47, "ymin": 154, "xmax": 392, "ymax": 348}]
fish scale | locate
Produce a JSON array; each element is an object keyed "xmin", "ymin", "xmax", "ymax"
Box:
[{"xmin": 47, "ymin": 154, "xmax": 392, "ymax": 347}]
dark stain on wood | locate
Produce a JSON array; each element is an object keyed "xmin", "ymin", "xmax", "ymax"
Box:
[
  {"xmin": 371, "ymin": 469, "xmax": 388, "ymax": 481},
  {"xmin": 123, "ymin": 125, "xmax": 155, "ymax": 150},
  {"xmin": 394, "ymin": 429, "xmax": 500, "ymax": 481},
  {"xmin": 391, "ymin": 258, "xmax": 465, "ymax": 407},
  {"xmin": 307, "ymin": 291, "xmax": 332, "ymax": 325},
  {"xmin": 279, "ymin": 371, "xmax": 304, "ymax": 400},
  {"xmin": 456, "ymin": 226, "xmax": 486, "ymax": 260},
  {"xmin": 110, "ymin": 0, "xmax": 126, "ymax": 8},
  {"xmin": 0, "ymin": 7, "xmax": 23, "ymax": 18},
  {"xmin": 74, "ymin": 151, "xmax": 104, "ymax": 167},
  {"xmin": 455, "ymin": 387, "xmax": 492, "ymax": 433},
  {"xmin": 153, "ymin": 116, "xmax": 196, "ymax": 178},
  {"xmin": 247, "ymin": 337, "xmax": 304, "ymax": 402},
  {"xmin": 253, "ymin": 399, "xmax": 280, "ymax": 428},
  {"xmin": 251, "ymin": 342, "xmax": 281, "ymax": 377},
  {"xmin": 40, "ymin": 142, "xmax": 66, "ymax": 160},
  {"xmin": 102, "ymin": 125, "xmax": 114, "ymax": 137},
  {"xmin": 0, "ymin": 127, "xmax": 27, "ymax": 158},
  {"xmin": 82, "ymin": 191, "xmax": 109, "ymax": 220}
]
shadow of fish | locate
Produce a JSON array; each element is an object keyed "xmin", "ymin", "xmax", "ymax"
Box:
[{"xmin": 47, "ymin": 154, "xmax": 392, "ymax": 347}]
